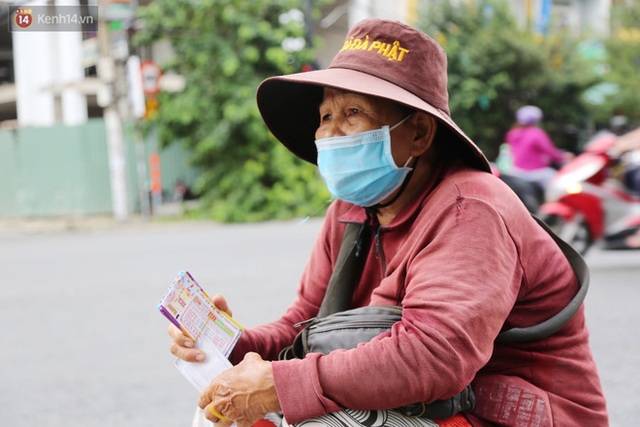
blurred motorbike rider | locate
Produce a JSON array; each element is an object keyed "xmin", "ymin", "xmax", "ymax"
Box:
[{"xmin": 504, "ymin": 105, "xmax": 571, "ymax": 190}]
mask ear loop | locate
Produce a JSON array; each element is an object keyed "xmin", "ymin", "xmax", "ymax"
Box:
[
  {"xmin": 402, "ymin": 156, "xmax": 414, "ymax": 168},
  {"xmin": 389, "ymin": 113, "xmax": 413, "ymax": 132}
]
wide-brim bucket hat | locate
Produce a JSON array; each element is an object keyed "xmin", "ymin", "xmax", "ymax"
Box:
[{"xmin": 256, "ymin": 18, "xmax": 491, "ymax": 173}]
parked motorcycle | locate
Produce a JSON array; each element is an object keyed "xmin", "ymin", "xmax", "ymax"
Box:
[{"xmin": 539, "ymin": 134, "xmax": 640, "ymax": 255}]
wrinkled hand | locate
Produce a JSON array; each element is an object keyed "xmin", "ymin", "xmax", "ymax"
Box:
[
  {"xmin": 168, "ymin": 294, "xmax": 233, "ymax": 362},
  {"xmin": 199, "ymin": 352, "xmax": 281, "ymax": 427}
]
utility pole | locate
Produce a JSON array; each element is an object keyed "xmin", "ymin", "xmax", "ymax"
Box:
[
  {"xmin": 97, "ymin": 0, "xmax": 129, "ymax": 222},
  {"xmin": 304, "ymin": 0, "xmax": 314, "ymax": 48}
]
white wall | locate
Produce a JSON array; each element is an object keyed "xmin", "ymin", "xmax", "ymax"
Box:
[{"xmin": 12, "ymin": 0, "xmax": 88, "ymax": 127}]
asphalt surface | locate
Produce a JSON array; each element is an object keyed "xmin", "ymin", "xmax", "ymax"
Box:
[{"xmin": 0, "ymin": 216, "xmax": 638, "ymax": 427}]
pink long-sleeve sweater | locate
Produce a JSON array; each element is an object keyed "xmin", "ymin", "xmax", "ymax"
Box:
[{"xmin": 231, "ymin": 161, "xmax": 608, "ymax": 426}]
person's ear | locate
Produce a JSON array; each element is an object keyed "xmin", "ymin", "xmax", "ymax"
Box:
[{"xmin": 410, "ymin": 112, "xmax": 437, "ymax": 156}]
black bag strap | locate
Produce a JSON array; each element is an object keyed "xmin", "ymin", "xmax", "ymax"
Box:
[
  {"xmin": 279, "ymin": 222, "xmax": 371, "ymax": 361},
  {"xmin": 317, "ymin": 222, "xmax": 371, "ymax": 318},
  {"xmin": 318, "ymin": 215, "xmax": 590, "ymax": 344},
  {"xmin": 495, "ymin": 215, "xmax": 590, "ymax": 343}
]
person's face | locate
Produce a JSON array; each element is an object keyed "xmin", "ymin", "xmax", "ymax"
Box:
[{"xmin": 315, "ymin": 88, "xmax": 412, "ymax": 166}]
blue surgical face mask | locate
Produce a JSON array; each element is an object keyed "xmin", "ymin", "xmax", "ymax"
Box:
[{"xmin": 315, "ymin": 115, "xmax": 413, "ymax": 207}]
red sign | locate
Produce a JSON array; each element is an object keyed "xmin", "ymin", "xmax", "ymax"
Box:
[
  {"xmin": 141, "ymin": 60, "xmax": 162, "ymax": 95},
  {"xmin": 149, "ymin": 153, "xmax": 162, "ymax": 194}
]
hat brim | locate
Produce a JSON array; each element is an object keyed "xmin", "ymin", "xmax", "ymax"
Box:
[{"xmin": 257, "ymin": 68, "xmax": 491, "ymax": 172}]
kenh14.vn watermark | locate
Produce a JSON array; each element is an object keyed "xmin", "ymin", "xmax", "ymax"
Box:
[{"xmin": 9, "ymin": 6, "xmax": 99, "ymax": 32}]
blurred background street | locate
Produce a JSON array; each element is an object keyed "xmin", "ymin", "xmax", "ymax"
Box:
[{"xmin": 0, "ymin": 218, "xmax": 638, "ymax": 427}]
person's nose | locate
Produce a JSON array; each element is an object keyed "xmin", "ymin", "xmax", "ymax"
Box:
[{"xmin": 316, "ymin": 117, "xmax": 346, "ymax": 140}]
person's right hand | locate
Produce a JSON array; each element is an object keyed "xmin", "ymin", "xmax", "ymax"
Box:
[
  {"xmin": 168, "ymin": 324, "xmax": 205, "ymax": 362},
  {"xmin": 168, "ymin": 293, "xmax": 233, "ymax": 362}
]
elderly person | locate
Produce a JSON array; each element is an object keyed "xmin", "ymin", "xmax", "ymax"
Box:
[{"xmin": 168, "ymin": 19, "xmax": 608, "ymax": 427}]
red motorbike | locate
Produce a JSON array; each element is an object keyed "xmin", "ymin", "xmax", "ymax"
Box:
[{"xmin": 539, "ymin": 134, "xmax": 640, "ymax": 255}]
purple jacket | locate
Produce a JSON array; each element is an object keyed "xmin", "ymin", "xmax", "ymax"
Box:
[
  {"xmin": 231, "ymin": 161, "xmax": 608, "ymax": 426},
  {"xmin": 506, "ymin": 126, "xmax": 565, "ymax": 170}
]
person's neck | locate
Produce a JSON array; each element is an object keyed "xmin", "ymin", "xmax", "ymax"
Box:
[{"xmin": 375, "ymin": 156, "xmax": 434, "ymax": 226}]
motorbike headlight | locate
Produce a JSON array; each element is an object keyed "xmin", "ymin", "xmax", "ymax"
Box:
[{"xmin": 566, "ymin": 183, "xmax": 583, "ymax": 195}]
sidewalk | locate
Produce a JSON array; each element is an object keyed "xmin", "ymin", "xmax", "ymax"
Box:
[
  {"xmin": 0, "ymin": 202, "xmax": 198, "ymax": 235},
  {"xmin": 0, "ymin": 215, "xmax": 144, "ymax": 235}
]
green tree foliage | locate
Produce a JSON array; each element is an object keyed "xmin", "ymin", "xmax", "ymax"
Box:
[
  {"xmin": 134, "ymin": 0, "xmax": 331, "ymax": 222},
  {"xmin": 588, "ymin": 1, "xmax": 640, "ymax": 127},
  {"xmin": 418, "ymin": 0, "xmax": 597, "ymax": 159}
]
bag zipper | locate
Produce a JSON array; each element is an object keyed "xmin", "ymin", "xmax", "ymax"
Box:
[{"xmin": 293, "ymin": 317, "xmax": 317, "ymax": 329}]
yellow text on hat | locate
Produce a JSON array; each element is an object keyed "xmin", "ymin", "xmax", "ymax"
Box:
[{"xmin": 340, "ymin": 35, "xmax": 410, "ymax": 62}]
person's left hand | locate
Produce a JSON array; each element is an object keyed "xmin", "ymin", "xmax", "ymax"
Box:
[
  {"xmin": 199, "ymin": 352, "xmax": 281, "ymax": 427},
  {"xmin": 168, "ymin": 294, "xmax": 234, "ymax": 363}
]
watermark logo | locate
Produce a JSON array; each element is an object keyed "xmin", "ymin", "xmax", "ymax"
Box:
[
  {"xmin": 9, "ymin": 6, "xmax": 99, "ymax": 32},
  {"xmin": 14, "ymin": 8, "xmax": 34, "ymax": 29}
]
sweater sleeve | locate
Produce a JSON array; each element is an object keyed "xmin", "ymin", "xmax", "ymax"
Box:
[
  {"xmin": 272, "ymin": 199, "xmax": 522, "ymax": 423},
  {"xmin": 230, "ymin": 203, "xmax": 343, "ymax": 364},
  {"xmin": 536, "ymin": 128, "xmax": 565, "ymax": 164}
]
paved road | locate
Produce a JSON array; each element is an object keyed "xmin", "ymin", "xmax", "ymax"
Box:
[{"xmin": 0, "ymin": 218, "xmax": 638, "ymax": 427}]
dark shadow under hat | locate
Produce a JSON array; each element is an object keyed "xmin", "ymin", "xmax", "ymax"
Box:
[{"xmin": 256, "ymin": 18, "xmax": 491, "ymax": 173}]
